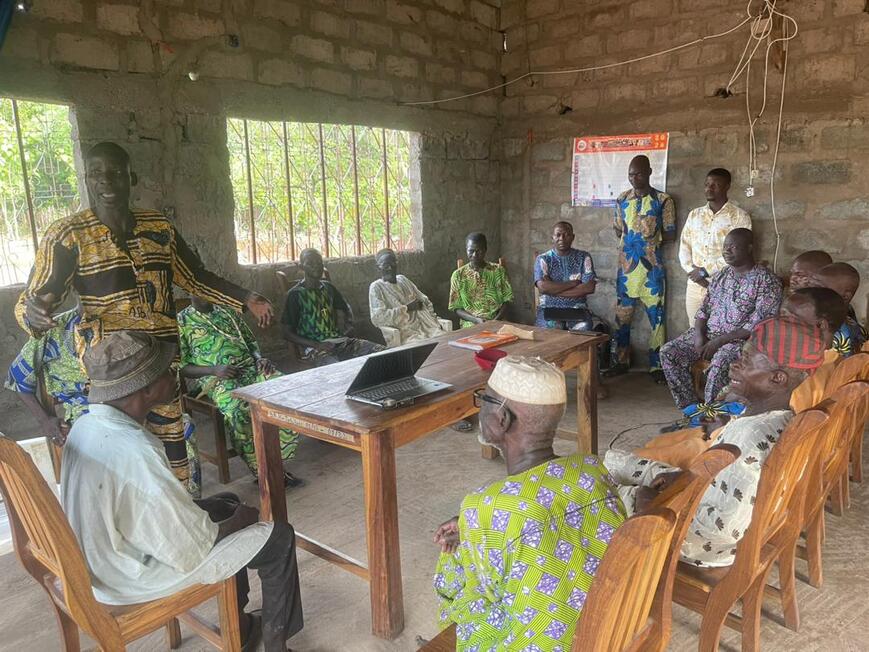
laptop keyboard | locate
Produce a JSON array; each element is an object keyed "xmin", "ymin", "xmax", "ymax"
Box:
[{"xmin": 357, "ymin": 378, "xmax": 420, "ymax": 400}]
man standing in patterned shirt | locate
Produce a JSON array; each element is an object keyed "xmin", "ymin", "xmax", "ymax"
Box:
[
  {"xmin": 679, "ymin": 168, "xmax": 751, "ymax": 325},
  {"xmin": 608, "ymin": 155, "xmax": 676, "ymax": 383},
  {"xmin": 281, "ymin": 248, "xmax": 383, "ymax": 365},
  {"xmin": 16, "ymin": 142, "xmax": 274, "ymax": 494}
]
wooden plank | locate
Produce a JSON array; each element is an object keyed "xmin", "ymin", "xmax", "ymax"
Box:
[
  {"xmin": 261, "ymin": 407, "xmax": 361, "ymax": 450},
  {"xmin": 252, "ymin": 411, "xmax": 287, "ymax": 523},
  {"xmin": 576, "ymin": 345, "xmax": 599, "ymax": 454},
  {"xmin": 296, "ymin": 532, "xmax": 369, "ymax": 580},
  {"xmin": 361, "ymin": 429, "xmax": 404, "ymax": 638}
]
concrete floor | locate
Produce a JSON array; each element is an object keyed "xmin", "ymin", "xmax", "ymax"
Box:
[{"xmin": 0, "ymin": 372, "xmax": 867, "ymax": 651}]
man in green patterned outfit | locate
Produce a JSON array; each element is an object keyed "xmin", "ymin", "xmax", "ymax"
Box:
[
  {"xmin": 449, "ymin": 232, "xmax": 513, "ymax": 328},
  {"xmin": 432, "ymin": 356, "xmax": 625, "ymax": 650},
  {"xmin": 281, "ymin": 248, "xmax": 383, "ymax": 366},
  {"xmin": 178, "ymin": 297, "xmax": 302, "ymax": 487}
]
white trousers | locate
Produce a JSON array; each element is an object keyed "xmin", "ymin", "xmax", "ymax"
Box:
[{"xmin": 686, "ymin": 282, "xmax": 708, "ymax": 327}]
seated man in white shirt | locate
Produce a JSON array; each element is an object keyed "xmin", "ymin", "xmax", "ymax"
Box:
[{"xmin": 61, "ymin": 331, "xmax": 303, "ymax": 652}]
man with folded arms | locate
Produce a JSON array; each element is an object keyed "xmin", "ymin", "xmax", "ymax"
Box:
[
  {"xmin": 61, "ymin": 332, "xmax": 303, "ymax": 651},
  {"xmin": 432, "ymin": 356, "xmax": 625, "ymax": 649}
]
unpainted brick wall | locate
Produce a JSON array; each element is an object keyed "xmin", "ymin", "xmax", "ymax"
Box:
[
  {"xmin": 498, "ymin": 0, "xmax": 869, "ymax": 366},
  {"xmin": 0, "ymin": 0, "xmax": 502, "ymax": 416}
]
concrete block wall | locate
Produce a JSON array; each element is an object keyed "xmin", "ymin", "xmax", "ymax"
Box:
[
  {"xmin": 498, "ymin": 0, "xmax": 869, "ymax": 366},
  {"xmin": 0, "ymin": 0, "xmax": 503, "ymax": 416}
]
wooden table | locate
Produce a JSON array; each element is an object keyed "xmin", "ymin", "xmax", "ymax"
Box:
[{"xmin": 233, "ymin": 321, "xmax": 607, "ymax": 639}]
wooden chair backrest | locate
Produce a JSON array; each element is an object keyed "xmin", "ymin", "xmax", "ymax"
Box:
[
  {"xmin": 0, "ymin": 434, "xmax": 120, "ymax": 644},
  {"xmin": 640, "ymin": 444, "xmax": 740, "ymax": 651},
  {"xmin": 816, "ymin": 382, "xmax": 868, "ymax": 485},
  {"xmin": 826, "ymin": 352, "xmax": 869, "ymax": 395},
  {"xmin": 728, "ymin": 406, "xmax": 829, "ymax": 574},
  {"xmin": 571, "ymin": 508, "xmax": 677, "ymax": 652}
]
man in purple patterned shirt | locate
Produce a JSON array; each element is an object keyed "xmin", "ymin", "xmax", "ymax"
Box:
[{"xmin": 661, "ymin": 229, "xmax": 782, "ymax": 408}]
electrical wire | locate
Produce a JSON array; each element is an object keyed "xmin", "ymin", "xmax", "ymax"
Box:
[
  {"xmin": 399, "ymin": 10, "xmax": 754, "ymax": 106},
  {"xmin": 607, "ymin": 421, "xmax": 674, "ymax": 451}
]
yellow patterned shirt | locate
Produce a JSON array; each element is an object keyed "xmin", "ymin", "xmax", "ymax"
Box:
[
  {"xmin": 678, "ymin": 201, "xmax": 752, "ymax": 276},
  {"xmin": 16, "ymin": 209, "xmax": 248, "ymax": 348}
]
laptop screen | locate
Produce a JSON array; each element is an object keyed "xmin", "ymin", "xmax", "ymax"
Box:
[{"xmin": 346, "ymin": 342, "xmax": 438, "ymax": 394}]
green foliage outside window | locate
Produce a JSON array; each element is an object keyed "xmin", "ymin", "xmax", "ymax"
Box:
[{"xmin": 227, "ymin": 117, "xmax": 418, "ymax": 265}]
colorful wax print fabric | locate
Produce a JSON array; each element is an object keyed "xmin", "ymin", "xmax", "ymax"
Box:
[{"xmin": 434, "ymin": 454, "xmax": 626, "ymax": 651}]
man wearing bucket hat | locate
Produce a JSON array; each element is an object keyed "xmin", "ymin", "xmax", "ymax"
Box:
[
  {"xmin": 431, "ymin": 355, "xmax": 626, "ymax": 650},
  {"xmin": 61, "ymin": 331, "xmax": 303, "ymax": 652}
]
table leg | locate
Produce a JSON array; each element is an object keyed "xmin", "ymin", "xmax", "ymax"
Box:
[
  {"xmin": 576, "ymin": 346, "xmax": 598, "ymax": 454},
  {"xmin": 252, "ymin": 409, "xmax": 287, "ymax": 523},
  {"xmin": 361, "ymin": 430, "xmax": 404, "ymax": 639}
]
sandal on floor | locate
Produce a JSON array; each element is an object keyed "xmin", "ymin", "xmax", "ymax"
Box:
[
  {"xmin": 451, "ymin": 420, "xmax": 474, "ymax": 432},
  {"xmin": 253, "ymin": 472, "xmax": 305, "ymax": 488},
  {"xmin": 649, "ymin": 370, "xmax": 667, "ymax": 384},
  {"xmin": 602, "ymin": 364, "xmax": 629, "ymax": 378}
]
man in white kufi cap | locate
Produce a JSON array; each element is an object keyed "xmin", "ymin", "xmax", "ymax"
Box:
[{"xmin": 430, "ymin": 355, "xmax": 626, "ymax": 650}]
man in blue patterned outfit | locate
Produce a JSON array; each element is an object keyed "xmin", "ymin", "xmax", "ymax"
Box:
[
  {"xmin": 534, "ymin": 221, "xmax": 597, "ymax": 330},
  {"xmin": 608, "ymin": 155, "xmax": 676, "ymax": 383}
]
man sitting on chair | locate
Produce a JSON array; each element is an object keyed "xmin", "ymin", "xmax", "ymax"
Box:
[
  {"xmin": 432, "ymin": 356, "xmax": 625, "ymax": 649},
  {"xmin": 605, "ymin": 318, "xmax": 825, "ymax": 567},
  {"xmin": 178, "ymin": 297, "xmax": 302, "ymax": 487},
  {"xmin": 449, "ymin": 232, "xmax": 513, "ymax": 328},
  {"xmin": 369, "ymin": 248, "xmax": 450, "ymax": 345},
  {"xmin": 61, "ymin": 331, "xmax": 303, "ymax": 651},
  {"xmin": 805, "ymin": 262, "xmax": 866, "ymax": 357},
  {"xmin": 660, "ymin": 228, "xmax": 781, "ymax": 409},
  {"xmin": 534, "ymin": 221, "xmax": 597, "ymax": 330},
  {"xmin": 281, "ymin": 248, "xmax": 383, "ymax": 366},
  {"xmin": 5, "ymin": 300, "xmax": 87, "ymax": 447}
]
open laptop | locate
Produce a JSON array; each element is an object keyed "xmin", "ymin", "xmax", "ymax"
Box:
[{"xmin": 345, "ymin": 342, "xmax": 452, "ymax": 409}]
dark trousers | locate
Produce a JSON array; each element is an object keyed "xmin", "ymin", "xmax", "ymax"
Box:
[{"xmin": 196, "ymin": 493, "xmax": 304, "ymax": 651}]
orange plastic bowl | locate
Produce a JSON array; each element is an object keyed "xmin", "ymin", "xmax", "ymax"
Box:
[{"xmin": 474, "ymin": 348, "xmax": 508, "ymax": 371}]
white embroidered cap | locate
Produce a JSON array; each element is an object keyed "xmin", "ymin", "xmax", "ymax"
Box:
[{"xmin": 487, "ymin": 355, "xmax": 566, "ymax": 405}]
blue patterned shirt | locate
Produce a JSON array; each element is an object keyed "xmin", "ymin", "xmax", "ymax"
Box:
[{"xmin": 534, "ymin": 248, "xmax": 596, "ymax": 310}]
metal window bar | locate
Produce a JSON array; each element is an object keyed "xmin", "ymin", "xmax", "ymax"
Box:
[
  {"xmin": 242, "ymin": 119, "xmax": 257, "ymax": 264},
  {"xmin": 11, "ymin": 99, "xmax": 39, "ymax": 252},
  {"xmin": 381, "ymin": 127, "xmax": 391, "ymax": 249},
  {"xmin": 351, "ymin": 126, "xmax": 362, "ymax": 256},
  {"xmin": 281, "ymin": 121, "xmax": 296, "ymax": 262}
]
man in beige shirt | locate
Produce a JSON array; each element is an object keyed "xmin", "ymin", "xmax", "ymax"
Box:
[{"xmin": 678, "ymin": 168, "xmax": 751, "ymax": 325}]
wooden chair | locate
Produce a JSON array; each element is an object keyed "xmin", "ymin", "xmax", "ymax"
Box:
[
  {"xmin": 671, "ymin": 406, "xmax": 829, "ymax": 651},
  {"xmin": 0, "ymin": 433, "xmax": 241, "ymax": 652},
  {"xmin": 181, "ymin": 392, "xmax": 238, "ymax": 485},
  {"xmin": 795, "ymin": 382, "xmax": 868, "ymax": 589},
  {"xmin": 571, "ymin": 508, "xmax": 677, "ymax": 652},
  {"xmin": 633, "ymin": 444, "xmax": 740, "ymax": 652},
  {"xmin": 837, "ymin": 352, "xmax": 869, "ymax": 484}
]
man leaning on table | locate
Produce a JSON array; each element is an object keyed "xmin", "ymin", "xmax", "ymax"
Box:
[{"xmin": 679, "ymin": 168, "xmax": 751, "ymax": 325}]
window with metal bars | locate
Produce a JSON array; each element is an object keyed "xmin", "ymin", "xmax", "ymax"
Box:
[
  {"xmin": 226, "ymin": 118, "xmax": 421, "ymax": 265},
  {"xmin": 0, "ymin": 97, "xmax": 80, "ymax": 287}
]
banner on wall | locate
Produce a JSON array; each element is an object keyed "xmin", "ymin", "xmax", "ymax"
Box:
[{"xmin": 570, "ymin": 132, "xmax": 669, "ymax": 207}]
